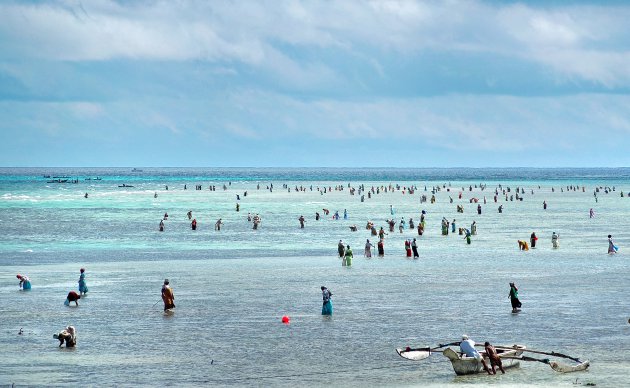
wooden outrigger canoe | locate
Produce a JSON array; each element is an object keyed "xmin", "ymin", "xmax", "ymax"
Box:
[{"xmin": 397, "ymin": 342, "xmax": 589, "ymax": 375}]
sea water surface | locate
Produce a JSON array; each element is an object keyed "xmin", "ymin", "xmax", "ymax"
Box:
[{"xmin": 1, "ymin": 168, "xmax": 629, "ymax": 387}]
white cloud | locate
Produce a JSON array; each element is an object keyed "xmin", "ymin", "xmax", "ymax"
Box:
[{"xmin": 1, "ymin": 1, "xmax": 630, "ymax": 88}]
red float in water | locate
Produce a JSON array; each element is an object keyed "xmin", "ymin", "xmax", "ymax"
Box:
[{"xmin": 281, "ymin": 315, "xmax": 290, "ymax": 324}]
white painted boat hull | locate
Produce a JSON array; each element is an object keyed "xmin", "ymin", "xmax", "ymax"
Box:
[{"xmin": 443, "ymin": 345, "xmax": 525, "ymax": 375}]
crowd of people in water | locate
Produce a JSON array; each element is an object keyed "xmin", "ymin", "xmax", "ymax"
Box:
[
  {"xmin": 17, "ymin": 180, "xmax": 624, "ymax": 353},
  {"xmin": 146, "ymin": 180, "xmax": 621, "ymax": 269}
]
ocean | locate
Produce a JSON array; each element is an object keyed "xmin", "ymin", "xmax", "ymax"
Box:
[{"xmin": 1, "ymin": 167, "xmax": 629, "ymax": 387}]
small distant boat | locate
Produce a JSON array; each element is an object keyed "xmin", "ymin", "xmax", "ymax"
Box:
[
  {"xmin": 119, "ymin": 184, "xmax": 134, "ymax": 188},
  {"xmin": 47, "ymin": 179, "xmax": 68, "ymax": 183},
  {"xmin": 442, "ymin": 345, "xmax": 525, "ymax": 375},
  {"xmin": 43, "ymin": 175, "xmax": 51, "ymax": 178},
  {"xmin": 131, "ymin": 168, "xmax": 143, "ymax": 172},
  {"xmin": 84, "ymin": 177, "xmax": 102, "ymax": 181},
  {"xmin": 53, "ymin": 176, "xmax": 70, "ymax": 179}
]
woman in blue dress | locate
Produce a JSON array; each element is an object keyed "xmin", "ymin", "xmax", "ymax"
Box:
[
  {"xmin": 321, "ymin": 286, "xmax": 333, "ymax": 315},
  {"xmin": 78, "ymin": 268, "xmax": 88, "ymax": 295}
]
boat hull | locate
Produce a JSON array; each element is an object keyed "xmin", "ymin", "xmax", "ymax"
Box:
[{"xmin": 443, "ymin": 345, "xmax": 525, "ymax": 375}]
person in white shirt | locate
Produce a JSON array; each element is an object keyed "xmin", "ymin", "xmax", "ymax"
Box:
[{"xmin": 460, "ymin": 335, "xmax": 491, "ymax": 374}]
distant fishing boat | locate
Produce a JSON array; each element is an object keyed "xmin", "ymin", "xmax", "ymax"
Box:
[
  {"xmin": 119, "ymin": 184, "xmax": 134, "ymax": 188},
  {"xmin": 47, "ymin": 179, "xmax": 68, "ymax": 183},
  {"xmin": 131, "ymin": 168, "xmax": 143, "ymax": 172}
]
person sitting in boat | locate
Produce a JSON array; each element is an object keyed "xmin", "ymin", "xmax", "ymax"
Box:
[
  {"xmin": 483, "ymin": 342, "xmax": 505, "ymax": 374},
  {"xmin": 460, "ymin": 335, "xmax": 491, "ymax": 375},
  {"xmin": 54, "ymin": 326, "xmax": 76, "ymax": 348},
  {"xmin": 17, "ymin": 274, "xmax": 31, "ymax": 290}
]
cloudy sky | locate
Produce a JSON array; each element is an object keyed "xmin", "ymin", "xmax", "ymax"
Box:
[{"xmin": 1, "ymin": 0, "xmax": 629, "ymax": 167}]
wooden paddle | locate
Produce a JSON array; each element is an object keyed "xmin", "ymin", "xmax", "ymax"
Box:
[{"xmin": 396, "ymin": 341, "xmax": 460, "ymax": 361}]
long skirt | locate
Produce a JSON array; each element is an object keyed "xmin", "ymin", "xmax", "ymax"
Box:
[
  {"xmin": 510, "ymin": 297, "xmax": 522, "ymax": 309},
  {"xmin": 322, "ymin": 300, "xmax": 333, "ymax": 315},
  {"xmin": 406, "ymin": 248, "xmax": 412, "ymax": 257},
  {"xmin": 365, "ymin": 248, "xmax": 372, "ymax": 258},
  {"xmin": 78, "ymin": 280, "xmax": 88, "ymax": 294}
]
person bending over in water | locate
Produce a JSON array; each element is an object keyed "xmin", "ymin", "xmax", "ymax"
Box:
[
  {"xmin": 17, "ymin": 274, "xmax": 31, "ymax": 290},
  {"xmin": 54, "ymin": 326, "xmax": 76, "ymax": 348},
  {"xmin": 65, "ymin": 291, "xmax": 80, "ymax": 306}
]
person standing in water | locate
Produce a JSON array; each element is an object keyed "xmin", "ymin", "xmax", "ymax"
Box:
[
  {"xmin": 590, "ymin": 208, "xmax": 595, "ymax": 218},
  {"xmin": 215, "ymin": 219, "xmax": 223, "ymax": 231},
  {"xmin": 364, "ymin": 239, "xmax": 374, "ymax": 258},
  {"xmin": 404, "ymin": 240, "xmax": 412, "ymax": 257},
  {"xmin": 608, "ymin": 235, "xmax": 618, "ymax": 254},
  {"xmin": 508, "ymin": 282, "xmax": 521, "ymax": 313},
  {"xmin": 343, "ymin": 245, "xmax": 353, "ymax": 266},
  {"xmin": 17, "ymin": 274, "xmax": 31, "ymax": 290},
  {"xmin": 161, "ymin": 279, "xmax": 175, "ymax": 311},
  {"xmin": 530, "ymin": 232, "xmax": 537, "ymax": 249},
  {"xmin": 411, "ymin": 238, "xmax": 419, "ymax": 258},
  {"xmin": 321, "ymin": 286, "xmax": 333, "ymax": 316},
  {"xmin": 159, "ymin": 219, "xmax": 165, "ymax": 232},
  {"xmin": 78, "ymin": 268, "xmax": 88, "ymax": 296},
  {"xmin": 551, "ymin": 232, "xmax": 559, "ymax": 248},
  {"xmin": 191, "ymin": 218, "xmax": 197, "ymax": 230},
  {"xmin": 298, "ymin": 215, "xmax": 306, "ymax": 229},
  {"xmin": 377, "ymin": 239, "xmax": 385, "ymax": 257},
  {"xmin": 338, "ymin": 240, "xmax": 345, "ymax": 258}
]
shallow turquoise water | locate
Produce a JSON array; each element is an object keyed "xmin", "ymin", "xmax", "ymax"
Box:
[{"xmin": 1, "ymin": 168, "xmax": 629, "ymax": 386}]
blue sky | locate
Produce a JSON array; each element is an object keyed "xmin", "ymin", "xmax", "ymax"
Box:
[{"xmin": 1, "ymin": 0, "xmax": 629, "ymax": 167}]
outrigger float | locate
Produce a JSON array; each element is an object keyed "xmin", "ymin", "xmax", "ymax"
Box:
[{"xmin": 396, "ymin": 342, "xmax": 590, "ymax": 376}]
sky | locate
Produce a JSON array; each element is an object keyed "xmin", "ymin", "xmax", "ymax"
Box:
[{"xmin": 0, "ymin": 0, "xmax": 629, "ymax": 168}]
